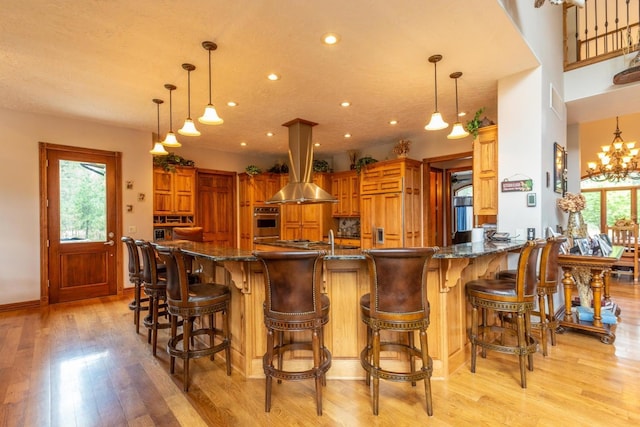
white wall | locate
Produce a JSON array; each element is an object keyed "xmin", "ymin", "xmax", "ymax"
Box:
[{"xmin": 0, "ymin": 107, "xmax": 272, "ymax": 305}]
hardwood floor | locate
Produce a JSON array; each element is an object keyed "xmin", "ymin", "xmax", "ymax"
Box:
[{"xmin": 1, "ymin": 279, "xmax": 639, "ymax": 426}]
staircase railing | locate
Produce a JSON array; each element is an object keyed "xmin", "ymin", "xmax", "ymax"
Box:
[{"xmin": 564, "ymin": 0, "xmax": 640, "ymax": 71}]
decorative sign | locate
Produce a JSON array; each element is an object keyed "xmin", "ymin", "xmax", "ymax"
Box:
[{"xmin": 501, "ymin": 179, "xmax": 533, "ymax": 192}]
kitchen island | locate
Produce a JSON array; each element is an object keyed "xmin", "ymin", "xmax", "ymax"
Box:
[{"xmin": 154, "ymin": 240, "xmax": 525, "ymax": 379}]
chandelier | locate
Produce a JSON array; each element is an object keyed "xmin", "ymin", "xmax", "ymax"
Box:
[{"xmin": 586, "ymin": 116, "xmax": 640, "ymax": 182}]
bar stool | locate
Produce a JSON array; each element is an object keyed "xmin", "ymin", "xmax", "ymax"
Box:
[
  {"xmin": 172, "ymin": 226, "xmax": 204, "ymax": 241},
  {"xmin": 156, "ymin": 246, "xmax": 231, "ymax": 392},
  {"xmin": 122, "ymin": 236, "xmax": 148, "ymax": 334},
  {"xmin": 360, "ymin": 247, "xmax": 438, "ymax": 416},
  {"xmin": 254, "ymin": 251, "xmax": 331, "ymax": 416},
  {"xmin": 466, "ymin": 239, "xmax": 544, "ymax": 388},
  {"xmin": 136, "ymin": 239, "xmax": 171, "ymax": 356},
  {"xmin": 495, "ymin": 236, "xmax": 567, "ymax": 356}
]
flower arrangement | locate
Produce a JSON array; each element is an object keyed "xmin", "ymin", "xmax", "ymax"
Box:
[
  {"xmin": 393, "ymin": 139, "xmax": 411, "ymax": 157},
  {"xmin": 557, "ymin": 192, "xmax": 586, "ymax": 213},
  {"xmin": 153, "ymin": 153, "xmax": 195, "ymax": 172}
]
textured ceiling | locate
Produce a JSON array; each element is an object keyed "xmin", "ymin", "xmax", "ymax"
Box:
[{"xmin": 1, "ymin": 0, "xmax": 539, "ymax": 155}]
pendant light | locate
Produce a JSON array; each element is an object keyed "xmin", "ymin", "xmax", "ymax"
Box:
[
  {"xmin": 150, "ymin": 99, "xmax": 169, "ymax": 156},
  {"xmin": 424, "ymin": 54, "xmax": 449, "ymax": 131},
  {"xmin": 447, "ymin": 72, "xmax": 470, "ymax": 140},
  {"xmin": 178, "ymin": 63, "xmax": 201, "ymax": 136},
  {"xmin": 198, "ymin": 41, "xmax": 224, "ymax": 125},
  {"xmin": 162, "ymin": 83, "xmax": 181, "ymax": 147}
]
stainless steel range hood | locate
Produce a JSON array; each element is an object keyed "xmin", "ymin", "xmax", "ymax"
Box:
[{"xmin": 266, "ymin": 118, "xmax": 337, "ymax": 204}]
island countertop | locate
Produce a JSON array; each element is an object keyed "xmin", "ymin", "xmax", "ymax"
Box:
[{"xmin": 155, "ymin": 239, "xmax": 527, "ymax": 261}]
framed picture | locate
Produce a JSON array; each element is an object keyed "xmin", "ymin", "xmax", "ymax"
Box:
[
  {"xmin": 576, "ymin": 238, "xmax": 590, "ymax": 255},
  {"xmin": 553, "ymin": 142, "xmax": 566, "ymax": 195}
]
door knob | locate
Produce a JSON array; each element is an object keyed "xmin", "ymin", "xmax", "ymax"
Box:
[{"xmin": 104, "ymin": 240, "xmax": 115, "ymax": 246}]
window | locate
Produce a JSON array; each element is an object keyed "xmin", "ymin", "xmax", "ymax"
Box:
[{"xmin": 581, "ymin": 178, "xmax": 638, "ymax": 233}]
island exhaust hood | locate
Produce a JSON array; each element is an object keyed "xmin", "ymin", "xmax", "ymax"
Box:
[{"xmin": 266, "ymin": 118, "xmax": 337, "ymax": 204}]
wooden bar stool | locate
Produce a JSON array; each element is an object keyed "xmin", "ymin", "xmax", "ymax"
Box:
[
  {"xmin": 466, "ymin": 240, "xmax": 544, "ymax": 388},
  {"xmin": 156, "ymin": 246, "xmax": 231, "ymax": 392},
  {"xmin": 254, "ymin": 251, "xmax": 331, "ymax": 416},
  {"xmin": 495, "ymin": 236, "xmax": 567, "ymax": 356},
  {"xmin": 136, "ymin": 240, "xmax": 171, "ymax": 356},
  {"xmin": 360, "ymin": 247, "xmax": 438, "ymax": 416},
  {"xmin": 122, "ymin": 236, "xmax": 149, "ymax": 334}
]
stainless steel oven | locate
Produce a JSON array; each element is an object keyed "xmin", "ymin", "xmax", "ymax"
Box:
[{"xmin": 253, "ymin": 206, "xmax": 280, "ymax": 240}]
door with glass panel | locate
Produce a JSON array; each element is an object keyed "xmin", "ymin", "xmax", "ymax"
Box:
[{"xmin": 42, "ymin": 144, "xmax": 120, "ymax": 303}]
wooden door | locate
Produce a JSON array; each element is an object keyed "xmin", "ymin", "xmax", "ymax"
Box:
[
  {"xmin": 197, "ymin": 170, "xmax": 236, "ymax": 247},
  {"xmin": 41, "ymin": 143, "xmax": 121, "ymax": 304}
]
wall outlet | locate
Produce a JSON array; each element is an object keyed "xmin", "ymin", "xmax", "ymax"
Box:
[{"xmin": 128, "ymin": 225, "xmax": 137, "ymax": 233}]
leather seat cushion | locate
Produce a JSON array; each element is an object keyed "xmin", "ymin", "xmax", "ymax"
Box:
[
  {"xmin": 186, "ymin": 283, "xmax": 230, "ymax": 303},
  {"xmin": 466, "ymin": 279, "xmax": 518, "ymax": 298}
]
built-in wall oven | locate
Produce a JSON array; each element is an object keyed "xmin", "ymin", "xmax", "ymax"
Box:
[{"xmin": 253, "ymin": 206, "xmax": 280, "ymax": 242}]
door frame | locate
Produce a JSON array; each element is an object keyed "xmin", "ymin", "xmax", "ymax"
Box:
[
  {"xmin": 39, "ymin": 142, "xmax": 123, "ymax": 305},
  {"xmin": 423, "ymin": 151, "xmax": 473, "ymax": 247}
]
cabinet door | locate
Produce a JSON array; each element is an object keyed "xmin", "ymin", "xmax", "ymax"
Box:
[
  {"xmin": 360, "ymin": 195, "xmax": 374, "ymax": 249},
  {"xmin": 349, "ymin": 173, "xmax": 360, "ymax": 216},
  {"xmin": 253, "ymin": 174, "xmax": 281, "ymax": 204},
  {"xmin": 331, "ymin": 176, "xmax": 342, "ymax": 216},
  {"xmin": 473, "ymin": 125, "xmax": 498, "ymax": 215},
  {"xmin": 153, "ymin": 169, "xmax": 173, "ymax": 214},
  {"xmin": 361, "ymin": 193, "xmax": 403, "ymax": 249},
  {"xmin": 173, "ymin": 168, "xmax": 195, "ymax": 215}
]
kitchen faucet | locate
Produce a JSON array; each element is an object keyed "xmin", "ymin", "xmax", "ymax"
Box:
[{"xmin": 329, "ymin": 229, "xmax": 335, "ymax": 255}]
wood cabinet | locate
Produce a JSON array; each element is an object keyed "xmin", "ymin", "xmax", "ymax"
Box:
[
  {"xmin": 280, "ymin": 173, "xmax": 333, "ymax": 241},
  {"xmin": 153, "ymin": 166, "xmax": 196, "ymax": 226},
  {"xmin": 238, "ymin": 173, "xmax": 285, "ymax": 249},
  {"xmin": 196, "ymin": 170, "xmax": 236, "ymax": 246},
  {"xmin": 359, "ymin": 158, "xmax": 422, "ymax": 249},
  {"xmin": 331, "ymin": 170, "xmax": 359, "ymax": 217},
  {"xmin": 472, "ymin": 125, "xmax": 498, "ymax": 216}
]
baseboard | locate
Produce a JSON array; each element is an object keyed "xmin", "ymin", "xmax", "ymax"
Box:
[{"xmin": 0, "ymin": 299, "xmax": 41, "ymax": 313}]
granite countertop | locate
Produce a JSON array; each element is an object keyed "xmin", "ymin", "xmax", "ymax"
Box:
[{"xmin": 154, "ymin": 239, "xmax": 527, "ymax": 262}]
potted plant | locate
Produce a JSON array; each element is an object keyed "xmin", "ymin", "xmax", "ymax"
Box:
[
  {"xmin": 245, "ymin": 165, "xmax": 262, "ymax": 176},
  {"xmin": 354, "ymin": 156, "xmax": 378, "ymax": 174},
  {"xmin": 392, "ymin": 139, "xmax": 411, "ymax": 158},
  {"xmin": 153, "ymin": 153, "xmax": 195, "ymax": 172},
  {"xmin": 465, "ymin": 107, "xmax": 485, "ymax": 138}
]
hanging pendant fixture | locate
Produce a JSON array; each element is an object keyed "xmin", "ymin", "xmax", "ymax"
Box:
[
  {"xmin": 178, "ymin": 63, "xmax": 201, "ymax": 136},
  {"xmin": 447, "ymin": 72, "xmax": 470, "ymax": 140},
  {"xmin": 425, "ymin": 54, "xmax": 448, "ymax": 131},
  {"xmin": 162, "ymin": 83, "xmax": 181, "ymax": 147},
  {"xmin": 198, "ymin": 41, "xmax": 224, "ymax": 125},
  {"xmin": 150, "ymin": 99, "xmax": 169, "ymax": 156}
]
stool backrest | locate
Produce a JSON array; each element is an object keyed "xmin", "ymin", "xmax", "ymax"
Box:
[
  {"xmin": 136, "ymin": 240, "xmax": 162, "ymax": 287},
  {"xmin": 122, "ymin": 236, "xmax": 141, "ymax": 280},
  {"xmin": 539, "ymin": 235, "xmax": 567, "ymax": 287},
  {"xmin": 172, "ymin": 227, "xmax": 204, "ymax": 242},
  {"xmin": 255, "ymin": 251, "xmax": 325, "ymax": 321},
  {"xmin": 156, "ymin": 246, "xmax": 191, "ymax": 305},
  {"xmin": 363, "ymin": 247, "xmax": 437, "ymax": 320},
  {"xmin": 515, "ymin": 240, "xmax": 545, "ymax": 298}
]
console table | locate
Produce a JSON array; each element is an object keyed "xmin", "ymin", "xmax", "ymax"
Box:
[{"xmin": 557, "ymin": 246, "xmax": 623, "ymax": 344}]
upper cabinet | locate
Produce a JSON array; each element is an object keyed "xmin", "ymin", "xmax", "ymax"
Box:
[
  {"xmin": 331, "ymin": 170, "xmax": 359, "ymax": 217},
  {"xmin": 472, "ymin": 125, "xmax": 498, "ymax": 216},
  {"xmin": 153, "ymin": 166, "xmax": 196, "ymax": 226},
  {"xmin": 280, "ymin": 173, "xmax": 333, "ymax": 241}
]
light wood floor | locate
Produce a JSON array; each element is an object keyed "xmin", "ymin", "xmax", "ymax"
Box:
[{"xmin": 1, "ymin": 279, "xmax": 639, "ymax": 427}]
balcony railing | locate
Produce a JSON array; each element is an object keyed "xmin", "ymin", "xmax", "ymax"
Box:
[{"xmin": 564, "ymin": 0, "xmax": 640, "ymax": 71}]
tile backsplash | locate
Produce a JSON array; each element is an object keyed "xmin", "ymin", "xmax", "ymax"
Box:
[{"xmin": 336, "ymin": 217, "xmax": 360, "ymax": 238}]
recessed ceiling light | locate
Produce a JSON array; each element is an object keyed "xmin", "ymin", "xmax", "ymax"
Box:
[
  {"xmin": 322, "ymin": 33, "xmax": 340, "ymax": 45},
  {"xmin": 240, "ymin": 142, "xmax": 247, "ymax": 147},
  {"xmin": 314, "ymin": 142, "xmax": 320, "ymax": 147},
  {"xmin": 389, "ymin": 120, "xmax": 398, "ymax": 125},
  {"xmin": 340, "ymin": 101, "xmax": 351, "ymax": 107},
  {"xmin": 227, "ymin": 101, "xmax": 238, "ymax": 107},
  {"xmin": 344, "ymin": 133, "xmax": 352, "ymax": 138},
  {"xmin": 267, "ymin": 73, "xmax": 280, "ymax": 81},
  {"xmin": 458, "ymin": 111, "xmax": 466, "ymax": 117},
  {"xmin": 266, "ymin": 132, "xmax": 274, "ymax": 137}
]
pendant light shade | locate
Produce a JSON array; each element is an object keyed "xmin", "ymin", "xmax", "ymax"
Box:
[
  {"xmin": 198, "ymin": 41, "xmax": 224, "ymax": 125},
  {"xmin": 162, "ymin": 83, "xmax": 181, "ymax": 147},
  {"xmin": 447, "ymin": 72, "xmax": 470, "ymax": 140},
  {"xmin": 150, "ymin": 99, "xmax": 168, "ymax": 156},
  {"xmin": 178, "ymin": 63, "xmax": 201, "ymax": 136},
  {"xmin": 425, "ymin": 54, "xmax": 449, "ymax": 131}
]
